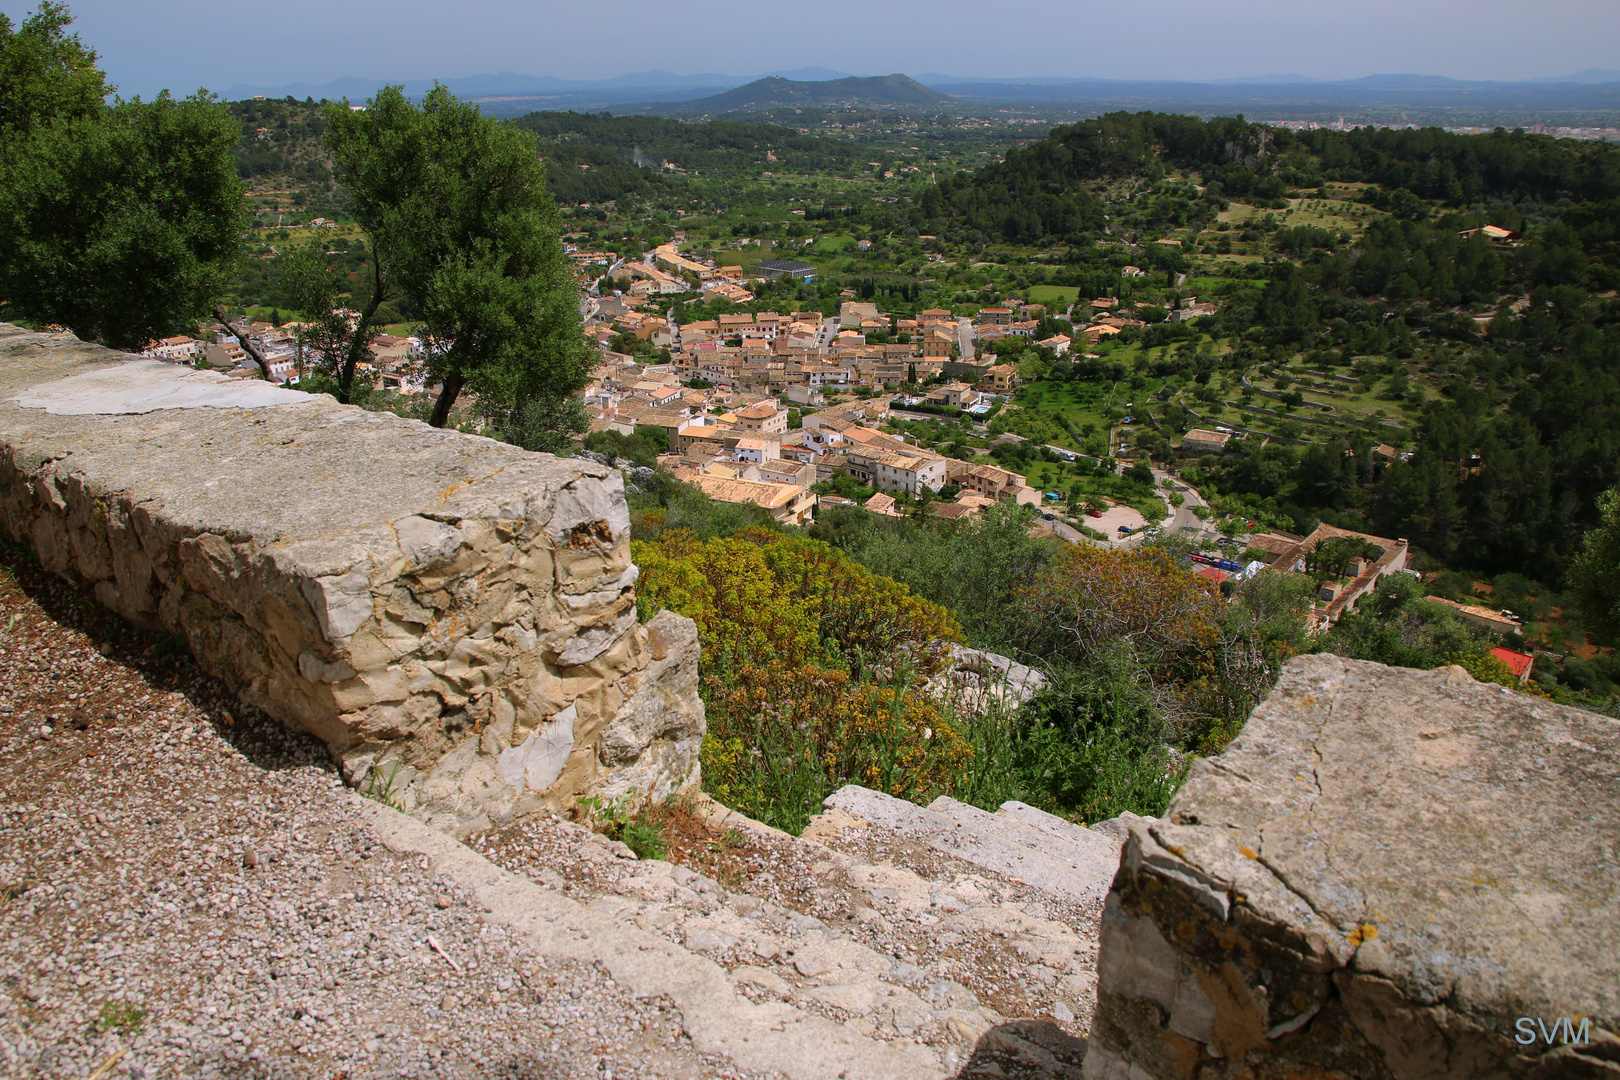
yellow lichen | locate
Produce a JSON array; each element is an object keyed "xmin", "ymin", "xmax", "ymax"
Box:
[{"xmin": 1347, "ymin": 923, "xmax": 1380, "ymax": 946}]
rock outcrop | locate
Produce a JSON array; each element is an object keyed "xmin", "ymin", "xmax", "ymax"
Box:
[
  {"xmin": 1084, "ymin": 654, "xmax": 1620, "ymax": 1080},
  {"xmin": 924, "ymin": 645, "xmax": 1048, "ymax": 715},
  {"xmin": 0, "ymin": 325, "xmax": 704, "ymax": 833}
]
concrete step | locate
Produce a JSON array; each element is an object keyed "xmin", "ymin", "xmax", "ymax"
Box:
[
  {"xmin": 435, "ymin": 785, "xmax": 1107, "ymax": 1076},
  {"xmin": 824, "ymin": 786, "xmax": 1119, "ymax": 905},
  {"xmin": 1085, "ymin": 810, "xmax": 1154, "ymax": 846},
  {"xmin": 365, "ymin": 798, "xmax": 943, "ymax": 1080},
  {"xmin": 995, "ymin": 800, "xmax": 1122, "ymax": 864}
]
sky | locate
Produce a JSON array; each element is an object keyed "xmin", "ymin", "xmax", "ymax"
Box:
[{"xmin": 16, "ymin": 0, "xmax": 1620, "ymax": 99}]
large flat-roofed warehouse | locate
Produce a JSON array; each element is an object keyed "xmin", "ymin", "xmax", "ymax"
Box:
[{"xmin": 756, "ymin": 259, "xmax": 817, "ymax": 281}]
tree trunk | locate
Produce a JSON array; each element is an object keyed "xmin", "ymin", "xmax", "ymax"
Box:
[
  {"xmin": 337, "ymin": 264, "xmax": 388, "ymax": 404},
  {"xmin": 212, "ymin": 305, "xmax": 273, "ymax": 381},
  {"xmin": 429, "ymin": 371, "xmax": 463, "ymax": 429}
]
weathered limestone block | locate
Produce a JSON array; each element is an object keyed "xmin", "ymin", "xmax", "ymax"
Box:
[
  {"xmin": 1084, "ymin": 654, "xmax": 1620, "ymax": 1080},
  {"xmin": 0, "ymin": 325, "xmax": 704, "ymax": 833},
  {"xmin": 923, "ymin": 645, "xmax": 1048, "ymax": 715}
]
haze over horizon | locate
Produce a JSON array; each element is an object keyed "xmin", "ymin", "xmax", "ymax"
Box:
[{"xmin": 16, "ymin": 0, "xmax": 1619, "ymax": 102}]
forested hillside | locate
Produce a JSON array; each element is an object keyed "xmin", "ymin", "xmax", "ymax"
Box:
[
  {"xmin": 896, "ymin": 112, "xmax": 1620, "ymax": 586},
  {"xmin": 510, "ymin": 112, "xmax": 863, "ymax": 203},
  {"xmin": 917, "ymin": 111, "xmax": 1620, "ymax": 243}
]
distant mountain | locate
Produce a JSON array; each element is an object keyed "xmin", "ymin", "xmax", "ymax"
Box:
[
  {"xmin": 914, "ymin": 73, "xmax": 1109, "ymax": 87},
  {"xmin": 676, "ymin": 74, "xmax": 952, "ymax": 112},
  {"xmin": 1344, "ymin": 73, "xmax": 1471, "ymax": 88},
  {"xmin": 222, "ymin": 70, "xmax": 751, "ymax": 102},
  {"xmin": 224, "ymin": 67, "xmax": 858, "ymax": 103},
  {"xmin": 917, "ymin": 72, "xmax": 1330, "ymax": 87},
  {"xmin": 1528, "ymin": 67, "xmax": 1620, "ymax": 85},
  {"xmin": 762, "ymin": 67, "xmax": 855, "ymax": 82},
  {"xmin": 1211, "ymin": 73, "xmax": 1326, "ymax": 85}
]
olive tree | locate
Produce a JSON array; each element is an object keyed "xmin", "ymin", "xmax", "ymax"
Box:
[
  {"xmin": 324, "ymin": 86, "xmax": 590, "ymax": 442},
  {"xmin": 0, "ymin": 4, "xmax": 246, "ymax": 351},
  {"xmin": 1569, "ymin": 486, "xmax": 1620, "ymax": 644}
]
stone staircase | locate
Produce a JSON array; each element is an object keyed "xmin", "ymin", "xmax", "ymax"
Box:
[{"xmin": 369, "ymin": 784, "xmax": 1144, "ymax": 1080}]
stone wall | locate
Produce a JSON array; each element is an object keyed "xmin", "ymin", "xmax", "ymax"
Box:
[
  {"xmin": 0, "ymin": 325, "xmax": 704, "ymax": 833},
  {"xmin": 1084, "ymin": 654, "xmax": 1620, "ymax": 1080}
]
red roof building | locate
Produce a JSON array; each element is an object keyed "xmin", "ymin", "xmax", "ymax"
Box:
[{"xmin": 1490, "ymin": 647, "xmax": 1534, "ymax": 683}]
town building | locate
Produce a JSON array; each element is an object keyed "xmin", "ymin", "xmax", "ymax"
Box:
[
  {"xmin": 1179, "ymin": 429, "xmax": 1232, "ymax": 456},
  {"xmin": 978, "ymin": 363, "xmax": 1020, "ymax": 393},
  {"xmin": 946, "ymin": 461, "xmax": 1042, "ymax": 506},
  {"xmin": 1423, "ymin": 596, "xmax": 1524, "ymax": 637},
  {"xmin": 733, "ymin": 400, "xmax": 788, "ymax": 436},
  {"xmin": 1265, "ymin": 524, "xmax": 1410, "ymax": 630},
  {"xmin": 758, "ymin": 259, "xmax": 817, "ymax": 281},
  {"xmin": 680, "ymin": 471, "xmax": 816, "ymax": 525},
  {"xmin": 843, "ymin": 447, "xmax": 947, "ymax": 496}
]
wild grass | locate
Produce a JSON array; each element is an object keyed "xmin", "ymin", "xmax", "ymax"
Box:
[{"xmin": 361, "ymin": 762, "xmax": 405, "ymax": 810}]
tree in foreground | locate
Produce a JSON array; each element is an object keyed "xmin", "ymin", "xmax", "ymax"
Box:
[
  {"xmin": 324, "ymin": 86, "xmax": 590, "ymax": 444},
  {"xmin": 1569, "ymin": 485, "xmax": 1620, "ymax": 644},
  {"xmin": 278, "ymin": 250, "xmax": 379, "ymax": 401},
  {"xmin": 0, "ymin": 3, "xmax": 245, "ymax": 351}
]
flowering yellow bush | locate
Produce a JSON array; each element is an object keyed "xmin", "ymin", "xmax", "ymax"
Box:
[{"xmin": 633, "ymin": 529, "xmax": 966, "ymax": 831}]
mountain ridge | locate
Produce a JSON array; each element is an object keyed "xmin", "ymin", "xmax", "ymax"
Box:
[
  {"xmin": 668, "ymin": 74, "xmax": 953, "ymax": 112},
  {"xmin": 223, "ymin": 68, "xmax": 1620, "ymax": 104}
]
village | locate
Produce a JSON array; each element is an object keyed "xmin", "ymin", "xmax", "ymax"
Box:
[
  {"xmin": 141, "ymin": 234, "xmax": 1222, "ymax": 521},
  {"xmin": 137, "ymin": 236, "xmax": 1542, "ymax": 675}
]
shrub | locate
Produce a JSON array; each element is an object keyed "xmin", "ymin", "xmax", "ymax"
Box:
[{"xmin": 634, "ymin": 529, "xmax": 964, "ymax": 832}]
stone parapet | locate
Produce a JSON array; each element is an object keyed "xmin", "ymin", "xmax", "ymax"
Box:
[
  {"xmin": 1085, "ymin": 654, "xmax": 1619, "ymax": 1080},
  {"xmin": 0, "ymin": 325, "xmax": 704, "ymax": 833}
]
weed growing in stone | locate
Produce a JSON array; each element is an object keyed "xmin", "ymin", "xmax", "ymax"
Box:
[
  {"xmin": 620, "ymin": 819, "xmax": 668, "ymax": 861},
  {"xmin": 362, "ymin": 762, "xmax": 404, "ymax": 810},
  {"xmin": 578, "ymin": 794, "xmax": 669, "ymax": 860},
  {"xmin": 94, "ymin": 1002, "xmax": 146, "ymax": 1035}
]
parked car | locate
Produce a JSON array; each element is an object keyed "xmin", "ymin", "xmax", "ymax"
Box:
[
  {"xmin": 1087, "ymin": 509, "xmax": 1103, "ymax": 518},
  {"xmin": 1118, "ymin": 525, "xmax": 1133, "ymax": 534}
]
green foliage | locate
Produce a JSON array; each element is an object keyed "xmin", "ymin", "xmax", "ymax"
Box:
[
  {"xmin": 583, "ymin": 426, "xmax": 667, "ymax": 469},
  {"xmin": 818, "ymin": 502, "xmax": 1055, "ymax": 653},
  {"xmin": 982, "ymin": 658, "xmax": 1182, "ymax": 823},
  {"xmin": 628, "ymin": 476, "xmax": 782, "ymax": 544},
  {"xmin": 619, "ymin": 819, "xmax": 668, "ymax": 861},
  {"xmin": 924, "ymin": 110, "xmax": 1620, "ymax": 246},
  {"xmin": 511, "ymin": 111, "xmax": 862, "ymax": 203},
  {"xmin": 279, "ymin": 250, "xmax": 376, "ymax": 401},
  {"xmin": 226, "ymin": 97, "xmax": 330, "ymax": 185},
  {"xmin": 577, "ymin": 795, "xmax": 668, "ymax": 860},
  {"xmin": 361, "ymin": 762, "xmax": 404, "ymax": 810},
  {"xmin": 498, "ymin": 391, "xmax": 591, "ymax": 455},
  {"xmin": 0, "ymin": 6, "xmax": 246, "ymax": 348},
  {"xmin": 0, "ymin": 2, "xmax": 104, "ymax": 138},
  {"xmin": 1567, "ymin": 485, "xmax": 1620, "ymax": 644},
  {"xmin": 94, "ymin": 1001, "xmax": 147, "ymax": 1035},
  {"xmin": 634, "ymin": 528, "xmax": 965, "ymax": 833},
  {"xmin": 1318, "ymin": 574, "xmax": 1510, "ymax": 679},
  {"xmin": 324, "ymin": 86, "xmax": 591, "ymax": 430}
]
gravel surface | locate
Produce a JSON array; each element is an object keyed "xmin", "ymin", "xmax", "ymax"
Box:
[{"xmin": 0, "ymin": 549, "xmax": 765, "ymax": 1080}]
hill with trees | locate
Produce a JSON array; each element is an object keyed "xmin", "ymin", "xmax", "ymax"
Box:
[
  {"xmin": 916, "ymin": 111, "xmax": 1620, "ymax": 244},
  {"xmin": 670, "ymin": 74, "xmax": 952, "ymax": 113},
  {"xmin": 509, "ymin": 111, "xmax": 864, "ymax": 203}
]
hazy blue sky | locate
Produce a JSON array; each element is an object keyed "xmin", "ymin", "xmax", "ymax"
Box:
[{"xmin": 16, "ymin": 0, "xmax": 1619, "ymax": 99}]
